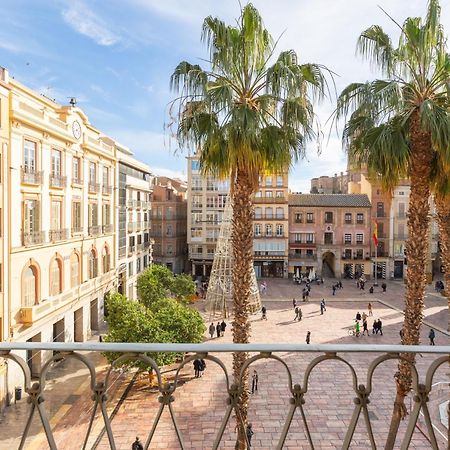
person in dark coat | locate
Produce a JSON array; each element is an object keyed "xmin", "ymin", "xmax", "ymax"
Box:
[
  {"xmin": 332, "ymin": 285, "xmax": 336, "ymax": 296},
  {"xmin": 220, "ymin": 320, "xmax": 227, "ymax": 336},
  {"xmin": 377, "ymin": 319, "xmax": 383, "ymax": 336},
  {"xmin": 209, "ymin": 323, "xmax": 215, "ymax": 339},
  {"xmin": 261, "ymin": 305, "xmax": 267, "ymax": 320},
  {"xmin": 246, "ymin": 423, "xmax": 254, "ymax": 447},
  {"xmin": 381, "ymin": 282, "xmax": 387, "ymax": 292},
  {"xmin": 132, "ymin": 436, "xmax": 144, "ymax": 450},
  {"xmin": 429, "ymin": 328, "xmax": 435, "ymax": 345},
  {"xmin": 193, "ymin": 359, "xmax": 201, "ymax": 378},
  {"xmin": 362, "ymin": 319, "xmax": 369, "ymax": 336},
  {"xmin": 294, "ymin": 306, "xmax": 299, "ymax": 321},
  {"xmin": 320, "ymin": 299, "xmax": 326, "ymax": 315},
  {"xmin": 356, "ymin": 312, "xmax": 362, "ymax": 321},
  {"xmin": 306, "ymin": 331, "xmax": 311, "ymax": 344},
  {"xmin": 251, "ymin": 370, "xmax": 258, "ymax": 393},
  {"xmin": 216, "ymin": 322, "xmax": 221, "ymax": 338},
  {"xmin": 199, "ymin": 359, "xmax": 206, "ymax": 376}
]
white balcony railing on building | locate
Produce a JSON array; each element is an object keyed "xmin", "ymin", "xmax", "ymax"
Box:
[
  {"xmin": 49, "ymin": 173, "xmax": 67, "ymax": 188},
  {"xmin": 22, "ymin": 231, "xmax": 45, "ymax": 246},
  {"xmin": 49, "ymin": 228, "xmax": 69, "ymax": 242},
  {"xmin": 21, "ymin": 167, "xmax": 43, "ymax": 185},
  {"xmin": 0, "ymin": 342, "xmax": 448, "ymax": 450}
]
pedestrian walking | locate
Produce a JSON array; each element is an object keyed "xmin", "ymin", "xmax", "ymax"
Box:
[
  {"xmin": 381, "ymin": 282, "xmax": 387, "ymax": 292},
  {"xmin": 292, "ymin": 298, "xmax": 297, "ymax": 309},
  {"xmin": 362, "ymin": 312, "xmax": 367, "ymax": 322},
  {"xmin": 298, "ymin": 307, "xmax": 303, "ymax": 321},
  {"xmin": 368, "ymin": 303, "xmax": 373, "ymax": 316},
  {"xmin": 377, "ymin": 319, "xmax": 383, "ymax": 336},
  {"xmin": 294, "ymin": 306, "xmax": 299, "ymax": 321},
  {"xmin": 355, "ymin": 312, "xmax": 362, "ymax": 321},
  {"xmin": 372, "ymin": 320, "xmax": 377, "ymax": 334},
  {"xmin": 302, "ymin": 293, "xmax": 306, "ymax": 302},
  {"xmin": 209, "ymin": 323, "xmax": 215, "ymax": 339},
  {"xmin": 429, "ymin": 328, "xmax": 435, "ymax": 345},
  {"xmin": 362, "ymin": 319, "xmax": 369, "ymax": 336},
  {"xmin": 369, "ymin": 286, "xmax": 374, "ymax": 294},
  {"xmin": 251, "ymin": 370, "xmax": 258, "ymax": 393},
  {"xmin": 246, "ymin": 423, "xmax": 254, "ymax": 447},
  {"xmin": 216, "ymin": 322, "xmax": 221, "ymax": 338},
  {"xmin": 355, "ymin": 321, "xmax": 360, "ymax": 337},
  {"xmin": 261, "ymin": 305, "xmax": 267, "ymax": 320},
  {"xmin": 320, "ymin": 299, "xmax": 326, "ymax": 315},
  {"xmin": 332, "ymin": 285, "xmax": 336, "ymax": 296},
  {"xmin": 199, "ymin": 359, "xmax": 206, "ymax": 377},
  {"xmin": 193, "ymin": 359, "xmax": 201, "ymax": 378},
  {"xmin": 306, "ymin": 331, "xmax": 311, "ymax": 344},
  {"xmin": 220, "ymin": 320, "xmax": 227, "ymax": 337},
  {"xmin": 132, "ymin": 436, "xmax": 144, "ymax": 450}
]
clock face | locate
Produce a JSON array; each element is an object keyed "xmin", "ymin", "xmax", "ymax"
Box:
[{"xmin": 72, "ymin": 120, "xmax": 82, "ymax": 140}]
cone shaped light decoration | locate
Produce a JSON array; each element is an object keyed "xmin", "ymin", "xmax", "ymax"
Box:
[{"xmin": 205, "ymin": 197, "xmax": 261, "ymax": 319}]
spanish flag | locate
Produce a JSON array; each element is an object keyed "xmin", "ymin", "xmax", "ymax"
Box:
[{"xmin": 372, "ymin": 221, "xmax": 378, "ymax": 246}]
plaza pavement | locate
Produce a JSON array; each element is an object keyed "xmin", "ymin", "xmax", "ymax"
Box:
[{"xmin": 0, "ymin": 278, "xmax": 448, "ymax": 449}]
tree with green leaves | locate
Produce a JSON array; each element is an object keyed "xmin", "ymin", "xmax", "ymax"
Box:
[
  {"xmin": 137, "ymin": 264, "xmax": 196, "ymax": 307},
  {"xmin": 169, "ymin": 4, "xmax": 329, "ymax": 447},
  {"xmin": 336, "ymin": 1, "xmax": 450, "ymax": 446}
]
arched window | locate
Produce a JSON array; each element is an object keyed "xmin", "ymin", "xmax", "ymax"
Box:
[
  {"xmin": 89, "ymin": 248, "xmax": 98, "ymax": 279},
  {"xmin": 50, "ymin": 256, "xmax": 63, "ymax": 296},
  {"xmin": 102, "ymin": 245, "xmax": 110, "ymax": 273},
  {"xmin": 70, "ymin": 252, "xmax": 80, "ymax": 288},
  {"xmin": 22, "ymin": 265, "xmax": 38, "ymax": 306}
]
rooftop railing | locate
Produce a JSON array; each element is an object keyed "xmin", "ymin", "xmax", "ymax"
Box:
[{"xmin": 0, "ymin": 342, "xmax": 448, "ymax": 449}]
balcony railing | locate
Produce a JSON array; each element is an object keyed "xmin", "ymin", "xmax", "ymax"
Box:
[
  {"xmin": 102, "ymin": 224, "xmax": 113, "ymax": 234},
  {"xmin": 22, "ymin": 231, "xmax": 45, "ymax": 246},
  {"xmin": 102, "ymin": 184, "xmax": 112, "ymax": 195},
  {"xmin": 49, "ymin": 228, "xmax": 69, "ymax": 242},
  {"xmin": 253, "ymin": 196, "xmax": 286, "ymax": 203},
  {"xmin": 254, "ymin": 215, "xmax": 286, "ymax": 220},
  {"xmin": 0, "ymin": 342, "xmax": 448, "ymax": 450},
  {"xmin": 88, "ymin": 225, "xmax": 101, "ymax": 236},
  {"xmin": 71, "ymin": 177, "xmax": 83, "ymax": 186},
  {"xmin": 288, "ymin": 253, "xmax": 317, "ymax": 260},
  {"xmin": 88, "ymin": 182, "xmax": 100, "ymax": 193},
  {"xmin": 71, "ymin": 226, "xmax": 83, "ymax": 235},
  {"xmin": 21, "ymin": 167, "xmax": 43, "ymax": 185},
  {"xmin": 49, "ymin": 173, "xmax": 67, "ymax": 188}
]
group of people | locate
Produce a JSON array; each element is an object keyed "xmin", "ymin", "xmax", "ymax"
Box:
[
  {"xmin": 208, "ymin": 320, "xmax": 227, "ymax": 338},
  {"xmin": 331, "ymin": 280, "xmax": 343, "ymax": 296},
  {"xmin": 193, "ymin": 358, "xmax": 206, "ymax": 378},
  {"xmin": 353, "ymin": 308, "xmax": 382, "ymax": 337}
]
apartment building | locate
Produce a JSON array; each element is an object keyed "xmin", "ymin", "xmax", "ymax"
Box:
[
  {"xmin": 0, "ymin": 68, "xmax": 9, "ymax": 410},
  {"xmin": 2, "ymin": 71, "xmax": 117, "ymax": 400},
  {"xmin": 187, "ymin": 156, "xmax": 289, "ymax": 278},
  {"xmin": 117, "ymin": 145, "xmax": 153, "ymax": 300},
  {"xmin": 151, "ymin": 177, "xmax": 187, "ymax": 274},
  {"xmin": 288, "ymin": 194, "xmax": 372, "ymax": 279}
]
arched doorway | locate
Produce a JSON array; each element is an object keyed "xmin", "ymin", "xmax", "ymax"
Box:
[{"xmin": 322, "ymin": 251, "xmax": 335, "ymax": 278}]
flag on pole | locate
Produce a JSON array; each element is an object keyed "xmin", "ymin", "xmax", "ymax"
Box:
[{"xmin": 372, "ymin": 221, "xmax": 379, "ymax": 246}]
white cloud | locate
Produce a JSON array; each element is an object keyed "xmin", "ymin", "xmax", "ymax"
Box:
[{"xmin": 62, "ymin": 1, "xmax": 120, "ymax": 46}]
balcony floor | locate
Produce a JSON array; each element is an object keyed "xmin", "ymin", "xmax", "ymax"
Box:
[{"xmin": 0, "ymin": 279, "xmax": 448, "ymax": 449}]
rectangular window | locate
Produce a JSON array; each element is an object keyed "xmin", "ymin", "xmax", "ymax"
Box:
[
  {"xmin": 89, "ymin": 162, "xmax": 96, "ymax": 184},
  {"xmin": 356, "ymin": 233, "xmax": 364, "ymax": 244},
  {"xmin": 51, "ymin": 149, "xmax": 62, "ymax": 176},
  {"xmin": 344, "ymin": 213, "xmax": 352, "ymax": 224},
  {"xmin": 128, "ymin": 261, "xmax": 134, "ymax": 276},
  {"xmin": 294, "ymin": 233, "xmax": 301, "ymax": 242},
  {"xmin": 325, "ymin": 212, "xmax": 333, "ymax": 224},
  {"xmin": 72, "ymin": 201, "xmax": 81, "ymax": 231},
  {"xmin": 88, "ymin": 203, "xmax": 98, "ymax": 226},
  {"xmin": 356, "ymin": 249, "xmax": 364, "ymax": 259},
  {"xmin": 102, "ymin": 204, "xmax": 110, "ymax": 225},
  {"xmin": 276, "ymin": 175, "xmax": 283, "ymax": 187},
  {"xmin": 356, "ymin": 213, "xmax": 364, "ymax": 224},
  {"xmin": 306, "ymin": 213, "xmax": 314, "ymax": 223},
  {"xmin": 344, "ymin": 233, "xmax": 352, "ymax": 244},
  {"xmin": 23, "ymin": 199, "xmax": 40, "ymax": 233},
  {"xmin": 265, "ymin": 191, "xmax": 273, "ymax": 198},
  {"xmin": 137, "ymin": 258, "xmax": 141, "ymax": 273},
  {"xmin": 103, "ymin": 167, "xmax": 109, "ymax": 186},
  {"xmin": 254, "ymin": 224, "xmax": 261, "ymax": 236},
  {"xmin": 295, "ymin": 213, "xmax": 302, "ymax": 223},
  {"xmin": 324, "ymin": 232, "xmax": 333, "ymax": 245},
  {"xmin": 24, "ymin": 140, "xmax": 36, "ymax": 173},
  {"xmin": 265, "ymin": 176, "xmax": 272, "ymax": 187},
  {"xmin": 276, "ymin": 191, "xmax": 283, "ymax": 198},
  {"xmin": 255, "ymin": 191, "xmax": 262, "ymax": 198},
  {"xmin": 73, "ymin": 157, "xmax": 81, "ymax": 181},
  {"xmin": 266, "ymin": 224, "xmax": 272, "ymax": 236},
  {"xmin": 305, "ymin": 233, "xmax": 314, "ymax": 244},
  {"xmin": 276, "ymin": 224, "xmax": 283, "ymax": 236},
  {"xmin": 50, "ymin": 200, "xmax": 62, "ymax": 230}
]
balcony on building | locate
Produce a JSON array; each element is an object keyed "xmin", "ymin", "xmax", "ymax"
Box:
[
  {"xmin": 88, "ymin": 182, "xmax": 100, "ymax": 194},
  {"xmin": 88, "ymin": 225, "xmax": 101, "ymax": 237},
  {"xmin": 102, "ymin": 184, "xmax": 112, "ymax": 195},
  {"xmin": 49, "ymin": 228, "xmax": 69, "ymax": 242},
  {"xmin": 102, "ymin": 224, "xmax": 113, "ymax": 234},
  {"xmin": 253, "ymin": 196, "xmax": 286, "ymax": 204},
  {"xmin": 22, "ymin": 230, "xmax": 45, "ymax": 246},
  {"xmin": 49, "ymin": 173, "xmax": 67, "ymax": 188},
  {"xmin": 128, "ymin": 245, "xmax": 136, "ymax": 256},
  {"xmin": 71, "ymin": 226, "xmax": 83, "ymax": 236},
  {"xmin": 21, "ymin": 167, "xmax": 43, "ymax": 185},
  {"xmin": 289, "ymin": 251, "xmax": 317, "ymax": 260},
  {"xmin": 71, "ymin": 176, "xmax": 83, "ymax": 187}
]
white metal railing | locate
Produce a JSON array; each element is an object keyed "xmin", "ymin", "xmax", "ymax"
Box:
[{"xmin": 0, "ymin": 342, "xmax": 448, "ymax": 449}]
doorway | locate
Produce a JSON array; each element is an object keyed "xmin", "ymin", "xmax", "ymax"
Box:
[{"xmin": 74, "ymin": 308, "xmax": 84, "ymax": 342}]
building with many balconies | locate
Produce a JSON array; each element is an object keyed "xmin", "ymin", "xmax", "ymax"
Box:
[
  {"xmin": 116, "ymin": 145, "xmax": 153, "ymax": 300},
  {"xmin": 151, "ymin": 177, "xmax": 187, "ymax": 274},
  {"xmin": 288, "ymin": 194, "xmax": 372, "ymax": 279},
  {"xmin": 4, "ymin": 70, "xmax": 117, "ymax": 388}
]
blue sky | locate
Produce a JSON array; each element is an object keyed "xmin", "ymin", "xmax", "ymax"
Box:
[{"xmin": 0, "ymin": 0, "xmax": 446, "ymax": 191}]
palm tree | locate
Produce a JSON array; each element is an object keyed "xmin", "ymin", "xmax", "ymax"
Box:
[
  {"xmin": 336, "ymin": 1, "xmax": 450, "ymax": 447},
  {"xmin": 170, "ymin": 4, "xmax": 328, "ymax": 447}
]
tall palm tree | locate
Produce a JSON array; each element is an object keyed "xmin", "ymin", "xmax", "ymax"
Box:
[
  {"xmin": 170, "ymin": 4, "xmax": 328, "ymax": 447},
  {"xmin": 336, "ymin": 1, "xmax": 450, "ymax": 447}
]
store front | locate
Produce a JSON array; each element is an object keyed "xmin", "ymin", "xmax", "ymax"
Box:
[{"xmin": 254, "ymin": 260, "xmax": 285, "ymax": 278}]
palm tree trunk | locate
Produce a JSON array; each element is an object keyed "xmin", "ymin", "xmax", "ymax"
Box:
[
  {"xmin": 385, "ymin": 112, "xmax": 432, "ymax": 449},
  {"xmin": 434, "ymin": 195, "xmax": 450, "ymax": 331},
  {"xmin": 231, "ymin": 167, "xmax": 254, "ymax": 450}
]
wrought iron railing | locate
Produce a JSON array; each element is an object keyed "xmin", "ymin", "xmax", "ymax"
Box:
[
  {"xmin": 48, "ymin": 228, "xmax": 69, "ymax": 242},
  {"xmin": 0, "ymin": 343, "xmax": 448, "ymax": 449},
  {"xmin": 49, "ymin": 174, "xmax": 67, "ymax": 188}
]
